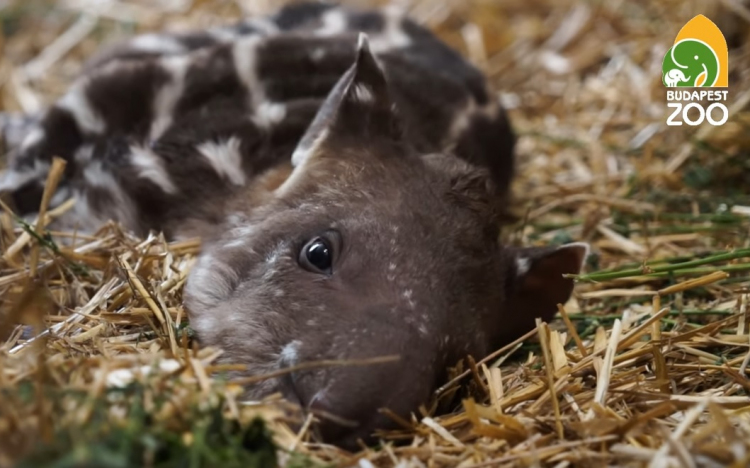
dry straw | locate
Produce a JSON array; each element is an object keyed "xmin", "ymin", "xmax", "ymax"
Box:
[{"xmin": 2, "ymin": 0, "xmax": 750, "ymax": 466}]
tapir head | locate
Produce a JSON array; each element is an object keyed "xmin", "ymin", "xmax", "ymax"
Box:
[{"xmin": 184, "ymin": 35, "xmax": 587, "ymax": 449}]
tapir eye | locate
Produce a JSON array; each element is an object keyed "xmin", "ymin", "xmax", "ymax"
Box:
[{"xmin": 299, "ymin": 237, "xmax": 334, "ymax": 274}]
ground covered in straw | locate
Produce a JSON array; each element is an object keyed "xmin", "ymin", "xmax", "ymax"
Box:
[{"xmin": 2, "ymin": 0, "xmax": 750, "ymax": 466}]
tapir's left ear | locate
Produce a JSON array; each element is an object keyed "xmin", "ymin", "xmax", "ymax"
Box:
[
  {"xmin": 291, "ymin": 33, "xmax": 401, "ymax": 168},
  {"xmin": 498, "ymin": 242, "xmax": 589, "ymax": 345}
]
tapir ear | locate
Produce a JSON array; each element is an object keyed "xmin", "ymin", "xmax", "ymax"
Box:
[
  {"xmin": 291, "ymin": 33, "xmax": 400, "ymax": 168},
  {"xmin": 498, "ymin": 242, "xmax": 589, "ymax": 344}
]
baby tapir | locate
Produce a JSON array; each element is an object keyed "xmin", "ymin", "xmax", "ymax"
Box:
[{"xmin": 0, "ymin": 3, "xmax": 588, "ymax": 448}]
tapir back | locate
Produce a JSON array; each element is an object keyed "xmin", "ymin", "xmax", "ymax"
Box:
[{"xmin": 0, "ymin": 3, "xmax": 514, "ymax": 239}]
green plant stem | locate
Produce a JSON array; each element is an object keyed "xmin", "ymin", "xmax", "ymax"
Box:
[
  {"xmin": 565, "ymin": 309, "xmax": 735, "ymax": 321},
  {"xmin": 567, "ymin": 248, "xmax": 750, "ymax": 282},
  {"xmin": 14, "ymin": 215, "xmax": 90, "ymax": 277}
]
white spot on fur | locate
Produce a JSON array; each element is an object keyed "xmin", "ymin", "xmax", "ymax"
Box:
[
  {"xmin": 233, "ymin": 37, "xmax": 287, "ymax": 132},
  {"xmin": 225, "ymin": 213, "xmax": 245, "ymax": 227},
  {"xmin": 369, "ymin": 6, "xmax": 412, "ymax": 53},
  {"xmin": 129, "ymin": 146, "xmax": 177, "ymax": 194},
  {"xmin": 351, "ymin": 83, "xmax": 374, "ymax": 103},
  {"xmin": 185, "ymin": 253, "xmax": 239, "ymax": 311},
  {"xmin": 227, "ymin": 213, "xmax": 242, "ymax": 226},
  {"xmin": 0, "ymin": 160, "xmax": 48, "ymax": 192},
  {"xmin": 231, "ymin": 224, "xmax": 257, "ymax": 238},
  {"xmin": 388, "ymin": 262, "xmax": 397, "ymax": 271},
  {"xmin": 290, "ymin": 128, "xmax": 328, "ymax": 171},
  {"xmin": 20, "ymin": 127, "xmax": 44, "ymax": 152},
  {"xmin": 252, "ymin": 102, "xmax": 286, "ymax": 128},
  {"xmin": 280, "ymin": 340, "xmax": 301, "ymax": 365},
  {"xmin": 315, "ymin": 9, "xmax": 347, "ymax": 36},
  {"xmin": 58, "ymin": 80, "xmax": 105, "ymax": 134},
  {"xmin": 74, "ymin": 144, "xmax": 94, "ymax": 164},
  {"xmin": 223, "ymin": 220, "xmax": 256, "ymax": 249},
  {"xmin": 208, "ymin": 27, "xmax": 238, "ymax": 42},
  {"xmin": 233, "ymin": 36, "xmax": 263, "ymax": 100},
  {"xmin": 57, "ymin": 190, "xmax": 99, "ymax": 233},
  {"xmin": 311, "ymin": 47, "xmax": 326, "ymax": 61},
  {"xmin": 308, "ymin": 385, "xmax": 330, "ymax": 411},
  {"xmin": 241, "ymin": 18, "xmax": 279, "ymax": 35},
  {"xmin": 516, "ymin": 257, "xmax": 531, "ymax": 276},
  {"xmin": 445, "ymin": 99, "xmax": 500, "ymax": 149},
  {"xmin": 290, "ymin": 127, "xmax": 328, "ymax": 169},
  {"xmin": 196, "ymin": 137, "xmax": 246, "ymax": 186},
  {"xmin": 265, "ymin": 243, "xmax": 286, "ymax": 265},
  {"xmin": 49, "ymin": 186, "xmax": 71, "ymax": 207},
  {"xmin": 402, "ymin": 289, "xmax": 416, "ymax": 309},
  {"xmin": 418, "ymin": 324, "xmax": 428, "ymax": 336},
  {"xmin": 82, "ymin": 161, "xmax": 136, "ymax": 229},
  {"xmin": 150, "ymin": 55, "xmax": 190, "ymax": 140},
  {"xmin": 130, "ymin": 34, "xmax": 185, "ymax": 54},
  {"xmin": 222, "ymin": 237, "xmax": 248, "ymax": 249},
  {"xmin": 222, "ymin": 223, "xmax": 258, "ymax": 249}
]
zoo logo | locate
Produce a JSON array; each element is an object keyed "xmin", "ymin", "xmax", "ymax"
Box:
[
  {"xmin": 663, "ymin": 15, "xmax": 729, "ymax": 127},
  {"xmin": 662, "ymin": 15, "xmax": 728, "ymax": 87}
]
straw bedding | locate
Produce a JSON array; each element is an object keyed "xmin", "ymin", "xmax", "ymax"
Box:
[{"xmin": 1, "ymin": 0, "xmax": 750, "ymax": 466}]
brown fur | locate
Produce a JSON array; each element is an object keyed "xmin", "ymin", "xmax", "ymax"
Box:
[
  {"xmin": 184, "ymin": 34, "xmax": 588, "ymax": 448},
  {"xmin": 0, "ymin": 4, "xmax": 588, "ymax": 449}
]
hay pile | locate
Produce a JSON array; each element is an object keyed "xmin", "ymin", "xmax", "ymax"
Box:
[{"xmin": 2, "ymin": 0, "xmax": 750, "ymax": 466}]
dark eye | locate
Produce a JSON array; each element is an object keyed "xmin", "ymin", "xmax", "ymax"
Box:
[{"xmin": 299, "ymin": 237, "xmax": 333, "ymax": 274}]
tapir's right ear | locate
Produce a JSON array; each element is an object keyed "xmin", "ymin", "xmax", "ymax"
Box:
[
  {"xmin": 290, "ymin": 33, "xmax": 401, "ymax": 168},
  {"xmin": 498, "ymin": 243, "xmax": 589, "ymax": 344}
]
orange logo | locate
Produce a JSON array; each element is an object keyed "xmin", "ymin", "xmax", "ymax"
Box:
[{"xmin": 662, "ymin": 15, "xmax": 728, "ymax": 88}]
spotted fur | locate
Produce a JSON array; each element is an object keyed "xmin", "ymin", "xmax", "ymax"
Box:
[
  {"xmin": 0, "ymin": 3, "xmax": 587, "ymax": 449},
  {"xmin": 1, "ymin": 3, "xmax": 512, "ymax": 239}
]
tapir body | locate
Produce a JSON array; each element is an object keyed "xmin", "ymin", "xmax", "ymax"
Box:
[{"xmin": 0, "ymin": 4, "xmax": 587, "ymax": 448}]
